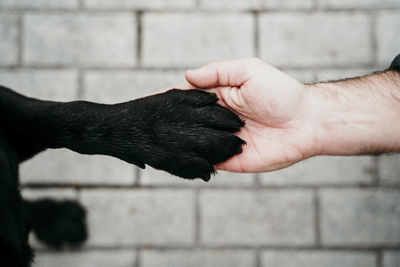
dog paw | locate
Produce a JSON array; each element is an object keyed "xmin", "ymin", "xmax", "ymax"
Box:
[
  {"xmin": 28, "ymin": 199, "xmax": 87, "ymax": 248},
  {"xmin": 108, "ymin": 89, "xmax": 246, "ymax": 181}
]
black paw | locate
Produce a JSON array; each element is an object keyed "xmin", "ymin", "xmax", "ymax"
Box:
[
  {"xmin": 96, "ymin": 89, "xmax": 246, "ymax": 181},
  {"xmin": 28, "ymin": 199, "xmax": 87, "ymax": 248}
]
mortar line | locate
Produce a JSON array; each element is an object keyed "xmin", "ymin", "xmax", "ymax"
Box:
[
  {"xmin": 77, "ymin": 70, "xmax": 84, "ymax": 99},
  {"xmin": 255, "ymin": 248, "xmax": 261, "ymax": 267},
  {"xmin": 376, "ymin": 249, "xmax": 383, "ymax": 267},
  {"xmin": 134, "ymin": 167, "xmax": 142, "ymax": 186},
  {"xmin": 135, "ymin": 11, "xmax": 143, "ymax": 66},
  {"xmin": 194, "ymin": 189, "xmax": 201, "ymax": 244},
  {"xmin": 370, "ymin": 10, "xmax": 378, "ymax": 68},
  {"xmin": 0, "ymin": 65, "xmax": 383, "ymax": 72},
  {"xmin": 21, "ymin": 183, "xmax": 400, "ymax": 190},
  {"xmin": 134, "ymin": 248, "xmax": 141, "ymax": 267},
  {"xmin": 34, "ymin": 245, "xmax": 400, "ymax": 252},
  {"xmin": 313, "ymin": 0, "xmax": 319, "ymax": 10},
  {"xmin": 313, "ymin": 189, "xmax": 322, "ymax": 246},
  {"xmin": 16, "ymin": 14, "xmax": 24, "ymax": 67},
  {"xmin": 254, "ymin": 173, "xmax": 261, "ymax": 187},
  {"xmin": 253, "ymin": 11, "xmax": 260, "ymax": 58},
  {"xmin": 78, "ymin": 0, "xmax": 84, "ymax": 9},
  {"xmin": 372, "ymin": 156, "xmax": 380, "ymax": 186},
  {"xmin": 2, "ymin": 8, "xmax": 400, "ymax": 13},
  {"xmin": 75, "ymin": 187, "xmax": 82, "ymax": 202}
]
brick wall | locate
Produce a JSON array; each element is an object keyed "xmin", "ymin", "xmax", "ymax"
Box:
[{"xmin": 0, "ymin": 0, "xmax": 399, "ymax": 266}]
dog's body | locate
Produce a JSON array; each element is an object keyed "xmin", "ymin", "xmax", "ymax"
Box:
[{"xmin": 0, "ymin": 85, "xmax": 245, "ymax": 266}]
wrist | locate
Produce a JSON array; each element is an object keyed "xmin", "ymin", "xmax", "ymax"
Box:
[
  {"xmin": 46, "ymin": 101, "xmax": 106, "ymax": 150},
  {"xmin": 305, "ymin": 71, "xmax": 400, "ymax": 156}
]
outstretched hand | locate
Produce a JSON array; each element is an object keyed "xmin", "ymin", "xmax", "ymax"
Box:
[{"xmin": 185, "ymin": 58, "xmax": 319, "ymax": 172}]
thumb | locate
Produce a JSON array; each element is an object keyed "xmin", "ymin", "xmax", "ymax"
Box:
[{"xmin": 185, "ymin": 58, "xmax": 254, "ymax": 89}]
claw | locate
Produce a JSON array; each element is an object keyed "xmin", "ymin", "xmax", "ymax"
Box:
[{"xmin": 200, "ymin": 174, "xmax": 211, "ymax": 182}]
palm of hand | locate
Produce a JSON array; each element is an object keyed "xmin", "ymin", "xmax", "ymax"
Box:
[{"xmin": 215, "ymin": 71, "xmax": 318, "ymax": 173}]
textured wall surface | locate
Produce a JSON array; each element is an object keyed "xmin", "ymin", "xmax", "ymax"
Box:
[{"xmin": 0, "ymin": 0, "xmax": 399, "ymax": 266}]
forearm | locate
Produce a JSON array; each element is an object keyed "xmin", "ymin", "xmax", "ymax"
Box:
[{"xmin": 307, "ymin": 70, "xmax": 400, "ymax": 156}]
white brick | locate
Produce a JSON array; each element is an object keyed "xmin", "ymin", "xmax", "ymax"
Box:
[
  {"xmin": 84, "ymin": 0, "xmax": 195, "ymax": 9},
  {"xmin": 141, "ymin": 168, "xmax": 255, "ymax": 186},
  {"xmin": 384, "ymin": 251, "xmax": 400, "ymax": 267},
  {"xmin": 22, "ymin": 188, "xmax": 78, "ymax": 201},
  {"xmin": 320, "ymin": 0, "xmax": 400, "ymax": 8},
  {"xmin": 261, "ymin": 251, "xmax": 376, "ymax": 267},
  {"xmin": 200, "ymin": 190, "xmax": 314, "ymax": 245},
  {"xmin": 80, "ymin": 189, "xmax": 194, "ymax": 246},
  {"xmin": 0, "ymin": 15, "xmax": 18, "ymax": 66},
  {"xmin": 83, "ymin": 70, "xmax": 185, "ymax": 104},
  {"xmin": 376, "ymin": 12, "xmax": 400, "ymax": 67},
  {"xmin": 199, "ymin": 0, "xmax": 261, "ymax": 10},
  {"xmin": 0, "ymin": 0, "xmax": 78, "ymax": 9},
  {"xmin": 200, "ymin": 0, "xmax": 313, "ymax": 10},
  {"xmin": 315, "ymin": 68, "xmax": 378, "ymax": 82},
  {"xmin": 141, "ymin": 250, "xmax": 256, "ymax": 267},
  {"xmin": 284, "ymin": 69, "xmax": 315, "ymax": 83},
  {"xmin": 259, "ymin": 13, "xmax": 371, "ymax": 67},
  {"xmin": 20, "ymin": 149, "xmax": 135, "ymax": 185},
  {"xmin": 142, "ymin": 13, "xmax": 254, "ymax": 68},
  {"xmin": 33, "ymin": 250, "xmax": 136, "ymax": 267},
  {"xmin": 321, "ymin": 189, "xmax": 400, "ymax": 245},
  {"xmin": 23, "ymin": 14, "xmax": 136, "ymax": 67},
  {"xmin": 0, "ymin": 70, "xmax": 78, "ymax": 101},
  {"xmin": 260, "ymin": 156, "xmax": 374, "ymax": 186},
  {"xmin": 264, "ymin": 0, "xmax": 313, "ymax": 9},
  {"xmin": 378, "ymin": 154, "xmax": 400, "ymax": 185}
]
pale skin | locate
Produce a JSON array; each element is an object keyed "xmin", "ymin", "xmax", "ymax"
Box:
[{"xmin": 181, "ymin": 58, "xmax": 400, "ymax": 173}]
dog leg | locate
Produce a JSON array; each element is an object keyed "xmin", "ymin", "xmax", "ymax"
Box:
[
  {"xmin": 0, "ymin": 85, "xmax": 245, "ymax": 180},
  {"xmin": 0, "ymin": 133, "xmax": 33, "ymax": 267}
]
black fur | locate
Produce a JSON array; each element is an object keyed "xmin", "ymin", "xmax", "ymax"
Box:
[
  {"xmin": 23, "ymin": 199, "xmax": 87, "ymax": 248},
  {"xmin": 0, "ymin": 85, "xmax": 245, "ymax": 266}
]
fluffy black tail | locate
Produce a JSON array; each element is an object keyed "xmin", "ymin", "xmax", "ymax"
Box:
[{"xmin": 23, "ymin": 199, "xmax": 87, "ymax": 248}]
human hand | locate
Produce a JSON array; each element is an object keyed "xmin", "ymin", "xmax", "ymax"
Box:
[{"xmin": 185, "ymin": 58, "xmax": 319, "ymax": 172}]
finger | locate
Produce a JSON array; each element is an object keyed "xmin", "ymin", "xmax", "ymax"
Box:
[
  {"xmin": 215, "ymin": 154, "xmax": 245, "ymax": 172},
  {"xmin": 185, "ymin": 58, "xmax": 254, "ymax": 88},
  {"xmin": 215, "ymin": 159, "xmax": 235, "ymax": 171},
  {"xmin": 196, "ymin": 86, "xmax": 246, "ymax": 114}
]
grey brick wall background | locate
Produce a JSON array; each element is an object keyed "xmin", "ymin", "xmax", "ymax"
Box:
[{"xmin": 0, "ymin": 0, "xmax": 399, "ymax": 266}]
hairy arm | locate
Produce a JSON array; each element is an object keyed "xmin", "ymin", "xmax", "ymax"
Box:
[
  {"xmin": 184, "ymin": 57, "xmax": 400, "ymax": 172},
  {"xmin": 308, "ymin": 70, "xmax": 400, "ymax": 156}
]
